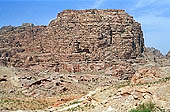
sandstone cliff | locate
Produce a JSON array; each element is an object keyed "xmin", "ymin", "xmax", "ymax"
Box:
[{"xmin": 0, "ymin": 9, "xmax": 144, "ymax": 72}]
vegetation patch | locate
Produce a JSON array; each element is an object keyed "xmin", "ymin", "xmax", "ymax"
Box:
[
  {"xmin": 70, "ymin": 100, "xmax": 82, "ymax": 105},
  {"xmin": 0, "ymin": 97, "xmax": 53, "ymax": 110},
  {"xmin": 115, "ymin": 80, "xmax": 131, "ymax": 88},
  {"xmin": 129, "ymin": 102, "xmax": 155, "ymax": 112},
  {"xmin": 66, "ymin": 103, "xmax": 95, "ymax": 112}
]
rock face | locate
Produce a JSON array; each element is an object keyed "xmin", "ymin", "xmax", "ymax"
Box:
[
  {"xmin": 0, "ymin": 24, "xmax": 46, "ymax": 66},
  {"xmin": 0, "ymin": 9, "xmax": 144, "ymax": 72},
  {"xmin": 48, "ymin": 9, "xmax": 144, "ymax": 60},
  {"xmin": 166, "ymin": 51, "xmax": 170, "ymax": 58}
]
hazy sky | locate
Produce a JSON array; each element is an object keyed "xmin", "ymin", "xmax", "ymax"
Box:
[{"xmin": 0, "ymin": 0, "xmax": 170, "ymax": 54}]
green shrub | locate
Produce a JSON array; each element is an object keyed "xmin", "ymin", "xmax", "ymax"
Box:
[{"xmin": 129, "ymin": 102, "xmax": 155, "ymax": 112}]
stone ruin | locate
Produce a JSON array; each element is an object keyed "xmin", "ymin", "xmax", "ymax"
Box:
[{"xmin": 0, "ymin": 9, "xmax": 144, "ymax": 73}]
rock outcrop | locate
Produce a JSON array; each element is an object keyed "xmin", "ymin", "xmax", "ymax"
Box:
[
  {"xmin": 166, "ymin": 51, "xmax": 170, "ymax": 59},
  {"xmin": 145, "ymin": 47, "xmax": 164, "ymax": 59},
  {"xmin": 0, "ymin": 9, "xmax": 144, "ymax": 72}
]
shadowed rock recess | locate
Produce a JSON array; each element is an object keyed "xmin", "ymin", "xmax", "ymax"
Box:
[{"xmin": 0, "ymin": 9, "xmax": 144, "ymax": 72}]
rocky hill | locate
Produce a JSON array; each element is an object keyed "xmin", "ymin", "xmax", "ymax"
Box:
[{"xmin": 0, "ymin": 9, "xmax": 144, "ymax": 73}]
